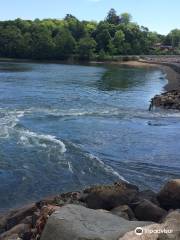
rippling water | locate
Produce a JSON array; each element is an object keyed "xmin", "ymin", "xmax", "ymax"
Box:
[{"xmin": 0, "ymin": 61, "xmax": 180, "ymax": 211}]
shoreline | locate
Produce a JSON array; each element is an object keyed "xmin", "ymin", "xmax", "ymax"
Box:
[
  {"xmin": 109, "ymin": 59, "xmax": 180, "ymax": 92},
  {"xmin": 115, "ymin": 59, "xmax": 180, "ymax": 110},
  {"xmin": 0, "ymin": 179, "xmax": 180, "ymax": 239},
  {"xmin": 0, "ymin": 58, "xmax": 180, "ymax": 238},
  {"xmin": 1, "ymin": 56, "xmax": 180, "ymax": 92}
]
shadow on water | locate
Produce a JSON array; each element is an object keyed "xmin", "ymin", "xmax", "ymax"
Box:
[
  {"xmin": 0, "ymin": 62, "xmax": 32, "ymax": 72},
  {"xmin": 97, "ymin": 65, "xmax": 150, "ymax": 91}
]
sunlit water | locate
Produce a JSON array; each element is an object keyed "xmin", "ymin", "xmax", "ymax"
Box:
[{"xmin": 0, "ymin": 61, "xmax": 180, "ymax": 212}]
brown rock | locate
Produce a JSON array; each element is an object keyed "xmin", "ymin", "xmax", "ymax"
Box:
[
  {"xmin": 34, "ymin": 205, "xmax": 61, "ymax": 238},
  {"xmin": 129, "ymin": 190, "xmax": 160, "ymax": 211},
  {"xmin": 134, "ymin": 199, "xmax": 167, "ymax": 222},
  {"xmin": 138, "ymin": 190, "xmax": 159, "ymax": 206},
  {"xmin": 111, "ymin": 205, "xmax": 135, "ymax": 220},
  {"xmin": 20, "ymin": 216, "xmax": 33, "ymax": 225},
  {"xmin": 3, "ymin": 233, "xmax": 19, "ymax": 240},
  {"xmin": 81, "ymin": 181, "xmax": 138, "ymax": 210},
  {"xmin": 157, "ymin": 179, "xmax": 180, "ymax": 210},
  {"xmin": 0, "ymin": 223, "xmax": 30, "ymax": 239},
  {"xmin": 0, "ymin": 204, "xmax": 37, "ymax": 233},
  {"xmin": 152, "ymin": 90, "xmax": 180, "ymax": 110},
  {"xmin": 21, "ymin": 231, "xmax": 32, "ymax": 240}
]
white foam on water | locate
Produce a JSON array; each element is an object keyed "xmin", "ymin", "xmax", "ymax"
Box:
[
  {"xmin": 18, "ymin": 129, "xmax": 66, "ymax": 153},
  {"xmin": 25, "ymin": 106, "xmax": 180, "ymax": 120},
  {"xmin": 67, "ymin": 161, "xmax": 73, "ymax": 173},
  {"xmin": 0, "ymin": 108, "xmax": 66, "ymax": 154},
  {"xmin": 0, "ymin": 109, "xmax": 25, "ymax": 138},
  {"xmin": 65, "ymin": 141, "xmax": 127, "ymax": 181},
  {"xmin": 87, "ymin": 153, "xmax": 128, "ymax": 182},
  {"xmin": 26, "ymin": 107, "xmax": 114, "ymax": 117}
]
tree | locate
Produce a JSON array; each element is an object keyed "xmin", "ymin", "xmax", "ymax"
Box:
[
  {"xmin": 113, "ymin": 30, "xmax": 125, "ymax": 54},
  {"xmin": 85, "ymin": 21, "xmax": 97, "ymax": 35},
  {"xmin": 106, "ymin": 9, "xmax": 120, "ymax": 25},
  {"xmin": 0, "ymin": 26, "xmax": 25, "ymax": 58},
  {"xmin": 77, "ymin": 37, "xmax": 97, "ymax": 59},
  {"xmin": 166, "ymin": 29, "xmax": 180, "ymax": 47},
  {"xmin": 107, "ymin": 40, "xmax": 116, "ymax": 55},
  {"xmin": 66, "ymin": 17, "xmax": 87, "ymax": 40},
  {"xmin": 0, "ymin": 11, "xmax": 178, "ymax": 59},
  {"xmin": 64, "ymin": 14, "xmax": 77, "ymax": 21},
  {"xmin": 31, "ymin": 26, "xmax": 55, "ymax": 59},
  {"xmin": 120, "ymin": 22, "xmax": 142, "ymax": 54},
  {"xmin": 54, "ymin": 28, "xmax": 76, "ymax": 59},
  {"xmin": 94, "ymin": 22, "xmax": 112, "ymax": 51},
  {"xmin": 120, "ymin": 13, "xmax": 132, "ymax": 25},
  {"xmin": 98, "ymin": 49, "xmax": 107, "ymax": 60}
]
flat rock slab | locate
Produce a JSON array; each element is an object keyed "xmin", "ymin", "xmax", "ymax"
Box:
[{"xmin": 41, "ymin": 204, "xmax": 153, "ymax": 240}]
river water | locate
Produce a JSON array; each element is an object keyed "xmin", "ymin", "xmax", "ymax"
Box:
[{"xmin": 0, "ymin": 61, "xmax": 180, "ymax": 211}]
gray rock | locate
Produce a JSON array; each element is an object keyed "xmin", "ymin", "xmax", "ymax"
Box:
[
  {"xmin": 119, "ymin": 210, "xmax": 180, "ymax": 240},
  {"xmin": 134, "ymin": 199, "xmax": 167, "ymax": 222},
  {"xmin": 157, "ymin": 179, "xmax": 180, "ymax": 210},
  {"xmin": 41, "ymin": 204, "xmax": 153, "ymax": 240}
]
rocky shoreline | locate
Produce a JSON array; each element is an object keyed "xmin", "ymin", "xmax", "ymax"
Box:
[
  {"xmin": 114, "ymin": 56, "xmax": 180, "ymax": 111},
  {"xmin": 1, "ymin": 57, "xmax": 180, "ymax": 240},
  {"xmin": 141, "ymin": 56, "xmax": 180, "ymax": 110},
  {"xmin": 0, "ymin": 179, "xmax": 180, "ymax": 240},
  {"xmin": 150, "ymin": 90, "xmax": 180, "ymax": 110}
]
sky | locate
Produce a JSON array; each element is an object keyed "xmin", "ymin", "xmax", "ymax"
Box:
[{"xmin": 0, "ymin": 0, "xmax": 180, "ymax": 35}]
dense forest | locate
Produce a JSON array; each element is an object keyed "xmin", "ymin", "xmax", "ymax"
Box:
[{"xmin": 0, "ymin": 9, "xmax": 180, "ymax": 60}]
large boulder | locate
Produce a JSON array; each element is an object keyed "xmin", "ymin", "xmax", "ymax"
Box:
[
  {"xmin": 134, "ymin": 199, "xmax": 167, "ymax": 222},
  {"xmin": 119, "ymin": 210, "xmax": 180, "ymax": 240},
  {"xmin": 137, "ymin": 190, "xmax": 159, "ymax": 206},
  {"xmin": 157, "ymin": 179, "xmax": 180, "ymax": 210},
  {"xmin": 0, "ymin": 204, "xmax": 37, "ymax": 233},
  {"xmin": 40, "ymin": 204, "xmax": 153, "ymax": 240},
  {"xmin": 111, "ymin": 205, "xmax": 135, "ymax": 220},
  {"xmin": 0, "ymin": 223, "xmax": 30, "ymax": 239},
  {"xmin": 80, "ymin": 181, "xmax": 138, "ymax": 210},
  {"xmin": 3, "ymin": 233, "xmax": 19, "ymax": 240},
  {"xmin": 129, "ymin": 190, "xmax": 160, "ymax": 211}
]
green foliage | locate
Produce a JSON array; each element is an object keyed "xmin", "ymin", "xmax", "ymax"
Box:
[
  {"xmin": 106, "ymin": 8, "xmax": 120, "ymax": 25},
  {"xmin": 113, "ymin": 30, "xmax": 125, "ymax": 54},
  {"xmin": 54, "ymin": 28, "xmax": 76, "ymax": 59},
  {"xmin": 0, "ymin": 9, "xmax": 177, "ymax": 60},
  {"xmin": 31, "ymin": 26, "xmax": 55, "ymax": 59},
  {"xmin": 98, "ymin": 49, "xmax": 107, "ymax": 60},
  {"xmin": 77, "ymin": 37, "xmax": 97, "ymax": 59},
  {"xmin": 95, "ymin": 27, "xmax": 111, "ymax": 51},
  {"xmin": 107, "ymin": 40, "xmax": 116, "ymax": 55},
  {"xmin": 165, "ymin": 29, "xmax": 180, "ymax": 47},
  {"xmin": 0, "ymin": 26, "xmax": 25, "ymax": 58},
  {"xmin": 120, "ymin": 13, "xmax": 132, "ymax": 25}
]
